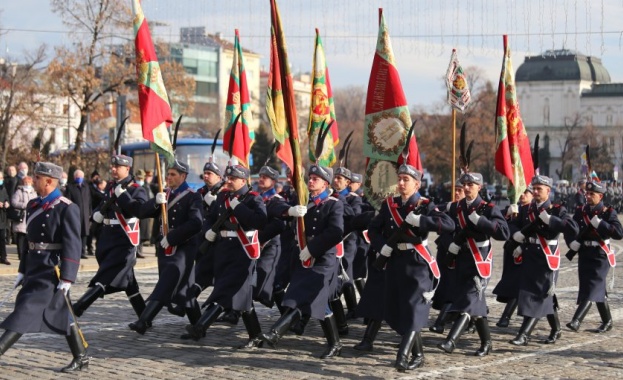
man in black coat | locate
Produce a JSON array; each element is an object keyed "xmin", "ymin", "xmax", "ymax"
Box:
[
  {"xmin": 86, "ymin": 170, "xmax": 104, "ymax": 256},
  {"xmin": 0, "ymin": 172, "xmax": 9, "ymax": 265},
  {"xmin": 0, "ymin": 162, "xmax": 88, "ymax": 372},
  {"xmin": 65, "ymin": 169, "xmax": 92, "ymax": 259}
]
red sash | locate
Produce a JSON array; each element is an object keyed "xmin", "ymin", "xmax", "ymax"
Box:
[
  {"xmin": 456, "ymin": 203, "xmax": 492, "ymax": 278},
  {"xmin": 583, "ymin": 213, "xmax": 616, "ymax": 267},
  {"xmin": 386, "ymin": 198, "xmax": 440, "ymax": 279},
  {"xmin": 225, "ymin": 197, "xmax": 260, "ymax": 260},
  {"xmin": 528, "ymin": 211, "xmax": 560, "ymax": 270}
]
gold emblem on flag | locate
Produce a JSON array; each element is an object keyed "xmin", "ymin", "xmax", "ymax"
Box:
[{"xmin": 367, "ymin": 111, "xmax": 410, "ymax": 156}]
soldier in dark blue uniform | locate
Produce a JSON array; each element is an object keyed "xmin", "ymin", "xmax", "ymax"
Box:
[
  {"xmin": 72, "ymin": 155, "xmax": 148, "ymax": 319},
  {"xmin": 429, "ymin": 180, "xmax": 465, "ymax": 334},
  {"xmin": 0, "ymin": 162, "xmax": 89, "ymax": 372},
  {"xmin": 184, "ymin": 164, "xmax": 267, "ymax": 348},
  {"xmin": 348, "ymin": 173, "xmax": 372, "ymax": 299},
  {"xmin": 566, "ymin": 181, "xmax": 623, "ymax": 333},
  {"xmin": 493, "ymin": 185, "xmax": 533, "ymax": 328},
  {"xmin": 259, "ymin": 165, "xmax": 345, "ymax": 359},
  {"xmin": 127, "ymin": 160, "xmax": 203, "ymax": 335},
  {"xmin": 574, "ymin": 179, "xmax": 587, "ymax": 208},
  {"xmin": 369, "ymin": 164, "xmax": 454, "ymax": 371},
  {"xmin": 272, "ymin": 176, "xmax": 297, "ymax": 315},
  {"xmin": 438, "ymin": 173, "xmax": 509, "ymax": 357},
  {"xmin": 509, "ymin": 175, "xmax": 578, "ymax": 346}
]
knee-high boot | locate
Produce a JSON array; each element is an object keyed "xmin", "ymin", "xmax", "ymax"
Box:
[
  {"xmin": 408, "ymin": 331, "xmax": 425, "ymax": 369},
  {"xmin": 128, "ymin": 301, "xmax": 163, "ymax": 335},
  {"xmin": 593, "ymin": 300, "xmax": 613, "ymax": 333},
  {"xmin": 566, "ymin": 300, "xmax": 592, "ymax": 332},
  {"xmin": 259, "ymin": 307, "xmax": 301, "ymax": 348},
  {"xmin": 509, "ymin": 317, "xmax": 538, "ymax": 346},
  {"xmin": 72, "ymin": 284, "xmax": 105, "ymax": 317},
  {"xmin": 272, "ymin": 289, "xmax": 286, "ymax": 315},
  {"xmin": 329, "ymin": 298, "xmax": 349, "ymax": 336},
  {"xmin": 541, "ymin": 310, "xmax": 561, "ymax": 343},
  {"xmin": 342, "ymin": 283, "xmax": 358, "ymax": 320},
  {"xmin": 289, "ymin": 313, "xmax": 311, "ymax": 336},
  {"xmin": 496, "ymin": 298, "xmax": 518, "ymax": 328},
  {"xmin": 395, "ymin": 331, "xmax": 417, "ymax": 371},
  {"xmin": 184, "ymin": 303, "xmax": 224, "ymax": 341},
  {"xmin": 60, "ymin": 324, "xmax": 90, "ymax": 373},
  {"xmin": 0, "ymin": 330, "xmax": 22, "ymax": 356},
  {"xmin": 319, "ymin": 314, "xmax": 343, "ymax": 359},
  {"xmin": 353, "ymin": 319, "xmax": 382, "ymax": 352},
  {"xmin": 127, "ymin": 291, "xmax": 147, "ymax": 319},
  {"xmin": 185, "ymin": 299, "xmax": 201, "ymax": 325},
  {"xmin": 437, "ymin": 313, "xmax": 470, "ymax": 353},
  {"xmin": 238, "ymin": 308, "xmax": 264, "ymax": 349},
  {"xmin": 354, "ymin": 278, "xmax": 366, "ymax": 296},
  {"xmin": 474, "ymin": 317, "xmax": 492, "ymax": 356},
  {"xmin": 429, "ymin": 303, "xmax": 452, "ymax": 334}
]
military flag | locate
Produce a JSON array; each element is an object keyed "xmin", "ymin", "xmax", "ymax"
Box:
[
  {"xmin": 495, "ymin": 35, "xmax": 534, "ymax": 207},
  {"xmin": 223, "ymin": 29, "xmax": 254, "ymax": 168},
  {"xmin": 131, "ymin": 0, "xmax": 174, "ymax": 164},
  {"xmin": 363, "ymin": 9, "xmax": 422, "ymax": 208},
  {"xmin": 308, "ymin": 28, "xmax": 339, "ymax": 167},
  {"xmin": 446, "ymin": 49, "xmax": 471, "ymax": 112}
]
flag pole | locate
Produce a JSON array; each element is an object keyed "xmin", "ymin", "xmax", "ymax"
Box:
[
  {"xmin": 155, "ymin": 153, "xmax": 168, "ymax": 234},
  {"xmin": 451, "ymin": 109, "xmax": 457, "ymax": 201}
]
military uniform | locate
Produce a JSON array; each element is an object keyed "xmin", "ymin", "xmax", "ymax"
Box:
[
  {"xmin": 0, "ymin": 162, "xmax": 89, "ymax": 372},
  {"xmin": 566, "ymin": 181, "xmax": 623, "ymax": 333},
  {"xmin": 272, "ymin": 184, "xmax": 298, "ymax": 312}
]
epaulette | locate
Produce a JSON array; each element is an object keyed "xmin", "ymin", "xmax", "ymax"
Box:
[
  {"xmin": 59, "ymin": 196, "xmax": 72, "ymax": 204},
  {"xmin": 420, "ymin": 197, "xmax": 430, "ymax": 204},
  {"xmin": 249, "ymin": 191, "xmax": 259, "ymax": 196},
  {"xmin": 130, "ymin": 183, "xmax": 140, "ymax": 188}
]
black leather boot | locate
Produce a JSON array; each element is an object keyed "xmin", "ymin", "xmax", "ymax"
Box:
[
  {"xmin": 238, "ymin": 308, "xmax": 264, "ymax": 349},
  {"xmin": 592, "ymin": 300, "xmax": 613, "ymax": 333},
  {"xmin": 127, "ymin": 292, "xmax": 147, "ymax": 319},
  {"xmin": 437, "ymin": 313, "xmax": 470, "ymax": 353},
  {"xmin": 330, "ymin": 298, "xmax": 349, "ymax": 336},
  {"xmin": 61, "ymin": 324, "xmax": 90, "ymax": 373},
  {"xmin": 510, "ymin": 317, "xmax": 538, "ymax": 346},
  {"xmin": 541, "ymin": 311, "xmax": 561, "ymax": 344},
  {"xmin": 395, "ymin": 331, "xmax": 417, "ymax": 371},
  {"xmin": 259, "ymin": 308, "xmax": 301, "ymax": 348},
  {"xmin": 353, "ymin": 319, "xmax": 382, "ymax": 352},
  {"xmin": 185, "ymin": 300, "xmax": 201, "ymax": 325},
  {"xmin": 0, "ymin": 330, "xmax": 22, "ymax": 356},
  {"xmin": 216, "ymin": 309, "xmax": 240, "ymax": 325},
  {"xmin": 354, "ymin": 278, "xmax": 366, "ymax": 295},
  {"xmin": 429, "ymin": 303, "xmax": 452, "ymax": 334},
  {"xmin": 474, "ymin": 318, "xmax": 492, "ymax": 356},
  {"xmin": 408, "ymin": 331, "xmax": 425, "ymax": 369},
  {"xmin": 465, "ymin": 317, "xmax": 476, "ymax": 334},
  {"xmin": 184, "ymin": 303, "xmax": 224, "ymax": 341},
  {"xmin": 289, "ymin": 313, "xmax": 310, "ymax": 336},
  {"xmin": 496, "ymin": 298, "xmax": 518, "ymax": 328},
  {"xmin": 72, "ymin": 285, "xmax": 105, "ymax": 318},
  {"xmin": 272, "ymin": 289, "xmax": 286, "ymax": 315},
  {"xmin": 342, "ymin": 283, "xmax": 358, "ymax": 320},
  {"xmin": 319, "ymin": 314, "xmax": 343, "ymax": 359},
  {"xmin": 129, "ymin": 301, "xmax": 163, "ymax": 335},
  {"xmin": 566, "ymin": 300, "xmax": 592, "ymax": 332}
]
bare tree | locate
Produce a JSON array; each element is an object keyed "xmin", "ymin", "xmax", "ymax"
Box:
[
  {"xmin": 332, "ymin": 85, "xmax": 366, "ymax": 173},
  {"xmin": 555, "ymin": 113, "xmax": 585, "ymax": 180}
]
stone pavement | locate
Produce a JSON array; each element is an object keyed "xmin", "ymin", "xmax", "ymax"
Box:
[{"xmin": 1, "ymin": 241, "xmax": 623, "ymax": 379}]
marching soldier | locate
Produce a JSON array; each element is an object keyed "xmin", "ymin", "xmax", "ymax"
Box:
[
  {"xmin": 184, "ymin": 163, "xmax": 267, "ymax": 348},
  {"xmin": 566, "ymin": 180, "xmax": 623, "ymax": 333},
  {"xmin": 0, "ymin": 162, "xmax": 89, "ymax": 372},
  {"xmin": 509, "ymin": 175, "xmax": 578, "ymax": 346},
  {"xmin": 259, "ymin": 165, "xmax": 345, "ymax": 359},
  {"xmin": 72, "ymin": 155, "xmax": 148, "ymax": 319},
  {"xmin": 492, "ymin": 185, "xmax": 534, "ymax": 328},
  {"xmin": 128, "ymin": 161, "xmax": 203, "ymax": 335},
  {"xmin": 349, "ymin": 173, "xmax": 372, "ymax": 300},
  {"xmin": 438, "ymin": 172, "xmax": 509, "ymax": 357},
  {"xmin": 370, "ymin": 165, "xmax": 455, "ymax": 371}
]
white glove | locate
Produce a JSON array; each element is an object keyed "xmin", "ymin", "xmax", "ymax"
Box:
[
  {"xmin": 229, "ymin": 197, "xmax": 241, "ymax": 210},
  {"xmin": 57, "ymin": 281, "xmax": 71, "ymax": 294},
  {"xmin": 160, "ymin": 236, "xmax": 170, "ymax": 249},
  {"xmin": 539, "ymin": 210, "xmax": 551, "ymax": 225},
  {"xmin": 299, "ymin": 246, "xmax": 312, "ymax": 261},
  {"xmin": 114, "ymin": 184, "xmax": 126, "ymax": 198},
  {"xmin": 468, "ymin": 212, "xmax": 481, "ymax": 225},
  {"xmin": 13, "ymin": 273, "xmax": 24, "ymax": 288},
  {"xmin": 288, "ymin": 205, "xmax": 307, "ymax": 217},
  {"xmin": 405, "ymin": 212, "xmax": 421, "ymax": 227},
  {"xmin": 513, "ymin": 246, "xmax": 522, "ymax": 258},
  {"xmin": 155, "ymin": 192, "xmax": 167, "ymax": 204},
  {"xmin": 591, "ymin": 215, "xmax": 602, "ymax": 228},
  {"xmin": 569, "ymin": 240, "xmax": 581, "ymax": 251},
  {"xmin": 203, "ymin": 192, "xmax": 217, "ymax": 206},
  {"xmin": 512, "ymin": 231, "xmax": 525, "ymax": 243},
  {"xmin": 448, "ymin": 242, "xmax": 460, "ymax": 255},
  {"xmin": 92, "ymin": 211, "xmax": 104, "ymax": 224},
  {"xmin": 380, "ymin": 244, "xmax": 393, "ymax": 257},
  {"xmin": 205, "ymin": 230, "xmax": 217, "ymax": 242}
]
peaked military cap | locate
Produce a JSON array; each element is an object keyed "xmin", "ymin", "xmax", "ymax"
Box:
[
  {"xmin": 309, "ymin": 165, "xmax": 333, "ymax": 184},
  {"xmin": 525, "ymin": 184, "xmax": 534, "ymax": 193},
  {"xmin": 203, "ymin": 161, "xmax": 222, "ymax": 177},
  {"xmin": 34, "ymin": 162, "xmax": 63, "ymax": 180},
  {"xmin": 350, "ymin": 173, "xmax": 363, "ymax": 184},
  {"xmin": 531, "ymin": 175, "xmax": 553, "ymax": 188},
  {"xmin": 459, "ymin": 172, "xmax": 484, "ymax": 186},
  {"xmin": 397, "ymin": 164, "xmax": 422, "ymax": 181},
  {"xmin": 334, "ymin": 167, "xmax": 353, "ymax": 181},
  {"xmin": 170, "ymin": 160, "xmax": 189, "ymax": 174},
  {"xmin": 259, "ymin": 166, "xmax": 280, "ymax": 181},
  {"xmin": 586, "ymin": 181, "xmax": 606, "ymax": 194},
  {"xmin": 225, "ymin": 164, "xmax": 250, "ymax": 179},
  {"xmin": 111, "ymin": 154, "xmax": 133, "ymax": 167}
]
